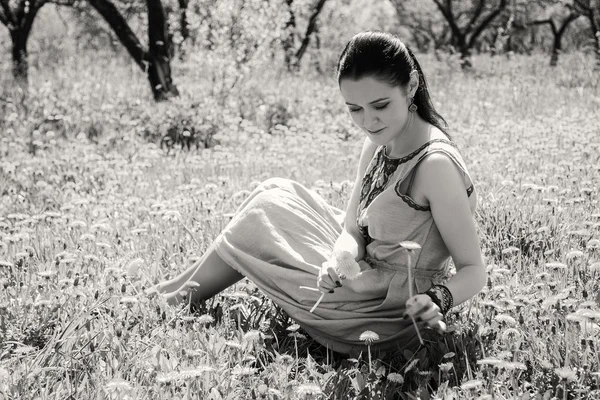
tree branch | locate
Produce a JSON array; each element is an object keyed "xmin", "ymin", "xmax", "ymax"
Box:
[
  {"xmin": 468, "ymin": 0, "xmax": 508, "ymax": 48},
  {"xmin": 466, "ymin": 0, "xmax": 485, "ymax": 35},
  {"xmin": 294, "ymin": 0, "xmax": 327, "ymax": 62},
  {"xmin": 558, "ymin": 13, "xmax": 580, "ymax": 36},
  {"xmin": 529, "ymin": 19, "xmax": 558, "ymax": 35},
  {"xmin": 0, "ymin": 8, "xmax": 7, "ymax": 25},
  {"xmin": 0, "ymin": 0, "xmax": 14, "ymax": 26},
  {"xmin": 431, "ymin": 0, "xmax": 463, "ymax": 41}
]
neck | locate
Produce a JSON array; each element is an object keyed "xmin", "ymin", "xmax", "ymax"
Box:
[{"xmin": 385, "ymin": 113, "xmax": 426, "ymax": 158}]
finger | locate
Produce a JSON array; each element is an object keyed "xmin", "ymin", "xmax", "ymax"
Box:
[
  {"xmin": 317, "ymin": 276, "xmax": 336, "ymax": 292},
  {"xmin": 418, "ymin": 305, "xmax": 442, "ymax": 322},
  {"xmin": 404, "ymin": 295, "xmax": 431, "ymax": 317},
  {"xmin": 422, "ymin": 312, "xmax": 443, "ymax": 328},
  {"xmin": 326, "ymin": 265, "xmax": 342, "ymax": 287}
]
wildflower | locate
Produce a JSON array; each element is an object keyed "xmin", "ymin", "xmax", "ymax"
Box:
[
  {"xmin": 179, "ymin": 366, "xmax": 215, "ymax": 378},
  {"xmin": 287, "ymin": 324, "xmax": 301, "ymax": 332},
  {"xmin": 460, "ymin": 379, "xmax": 483, "ymax": 390},
  {"xmin": 37, "ymin": 270, "xmax": 57, "ymax": 278},
  {"xmin": 296, "ymin": 383, "xmax": 322, "ymax": 396},
  {"xmin": 14, "ymin": 346, "xmax": 36, "ymax": 355},
  {"xmin": 494, "ymin": 314, "xmax": 517, "ymax": 326},
  {"xmin": 120, "ymin": 296, "xmax": 139, "ymax": 305},
  {"xmin": 105, "ymin": 378, "xmax": 132, "ymax": 391},
  {"xmin": 386, "ymin": 372, "xmax": 404, "ymax": 384},
  {"xmin": 196, "ymin": 314, "xmax": 214, "ymax": 324},
  {"xmin": 183, "ymin": 281, "xmax": 200, "ymax": 289},
  {"xmin": 587, "ymin": 239, "xmax": 600, "ymax": 249},
  {"xmin": 566, "ymin": 250, "xmax": 584, "ymax": 260},
  {"xmin": 477, "ymin": 357, "xmax": 503, "ymax": 367},
  {"xmin": 501, "ymin": 328, "xmax": 522, "ymax": 343},
  {"xmin": 225, "ymin": 340, "xmax": 242, "ymax": 349},
  {"xmin": 500, "ymin": 361, "xmax": 526, "ymax": 371},
  {"xmin": 359, "ymin": 330, "xmax": 379, "ymax": 345},
  {"xmin": 231, "ymin": 366, "xmax": 257, "ymax": 376},
  {"xmin": 243, "ymin": 330, "xmax": 263, "ymax": 343},
  {"xmin": 555, "ymin": 367, "xmax": 577, "ymax": 382},
  {"xmin": 501, "ymin": 246, "xmax": 520, "ymax": 255},
  {"xmin": 546, "ymin": 262, "xmax": 567, "ymax": 270},
  {"xmin": 277, "ymin": 354, "xmax": 294, "ymax": 365},
  {"xmin": 332, "ymin": 251, "xmax": 360, "ymax": 280},
  {"xmin": 156, "ymin": 372, "xmax": 179, "ymax": 384},
  {"xmin": 439, "ymin": 362, "xmax": 453, "ymax": 373}
]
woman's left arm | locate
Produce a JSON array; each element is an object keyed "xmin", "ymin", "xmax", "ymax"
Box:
[{"xmin": 404, "ymin": 153, "xmax": 486, "ymax": 323}]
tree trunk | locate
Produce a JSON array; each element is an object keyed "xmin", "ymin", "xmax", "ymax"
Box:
[
  {"xmin": 147, "ymin": 0, "xmax": 178, "ymax": 100},
  {"xmin": 10, "ymin": 29, "xmax": 28, "ymax": 86},
  {"xmin": 293, "ymin": 0, "xmax": 327, "ymax": 71},
  {"xmin": 550, "ymin": 35, "xmax": 560, "ymax": 67},
  {"xmin": 87, "ymin": 0, "xmax": 178, "ymax": 101}
]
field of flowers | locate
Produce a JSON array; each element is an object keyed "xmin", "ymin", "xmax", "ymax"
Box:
[{"xmin": 0, "ymin": 51, "xmax": 599, "ymax": 399}]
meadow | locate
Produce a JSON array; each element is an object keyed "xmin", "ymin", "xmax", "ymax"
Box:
[{"xmin": 1, "ymin": 49, "xmax": 600, "ymax": 399}]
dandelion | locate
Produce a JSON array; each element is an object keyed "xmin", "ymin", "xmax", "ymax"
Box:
[
  {"xmin": 501, "ymin": 246, "xmax": 520, "ymax": 255},
  {"xmin": 243, "ymin": 330, "xmax": 263, "ymax": 343},
  {"xmin": 156, "ymin": 372, "xmax": 179, "ymax": 384},
  {"xmin": 37, "ymin": 270, "xmax": 57, "ymax": 278},
  {"xmin": 546, "ymin": 262, "xmax": 567, "ymax": 270},
  {"xmin": 287, "ymin": 324, "xmax": 300, "ymax": 332},
  {"xmin": 183, "ymin": 281, "xmax": 200, "ymax": 289},
  {"xmin": 400, "ymin": 241, "xmax": 425, "ymax": 345},
  {"xmin": 359, "ymin": 330, "xmax": 379, "ymax": 373},
  {"xmin": 555, "ymin": 367, "xmax": 577, "ymax": 382},
  {"xmin": 477, "ymin": 357, "xmax": 503, "ymax": 367},
  {"xmin": 460, "ymin": 379, "xmax": 483, "ymax": 390},
  {"xmin": 296, "ymin": 383, "xmax": 322, "ymax": 396},
  {"xmin": 387, "ymin": 372, "xmax": 404, "ymax": 384},
  {"xmin": 225, "ymin": 340, "xmax": 242, "ymax": 349},
  {"xmin": 587, "ymin": 239, "xmax": 600, "ymax": 249},
  {"xmin": 566, "ymin": 250, "xmax": 584, "ymax": 260},
  {"xmin": 196, "ymin": 314, "xmax": 214, "ymax": 324},
  {"xmin": 231, "ymin": 366, "xmax": 257, "ymax": 376},
  {"xmin": 120, "ymin": 296, "xmax": 139, "ymax": 306},
  {"xmin": 501, "ymin": 328, "xmax": 522, "ymax": 344},
  {"xmin": 494, "ymin": 314, "xmax": 517, "ymax": 326},
  {"xmin": 105, "ymin": 378, "xmax": 132, "ymax": 391}
]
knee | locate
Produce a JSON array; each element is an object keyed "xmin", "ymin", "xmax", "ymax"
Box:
[{"xmin": 257, "ymin": 177, "xmax": 294, "ymax": 192}]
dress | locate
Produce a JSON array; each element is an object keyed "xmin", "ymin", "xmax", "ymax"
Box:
[{"xmin": 213, "ymin": 137, "xmax": 476, "ymax": 355}]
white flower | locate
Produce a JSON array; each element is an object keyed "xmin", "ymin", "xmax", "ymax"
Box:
[
  {"xmin": 460, "ymin": 379, "xmax": 483, "ymax": 390},
  {"xmin": 387, "ymin": 372, "xmax": 404, "ymax": 383},
  {"xmin": 296, "ymin": 383, "xmax": 322, "ymax": 396},
  {"xmin": 555, "ymin": 367, "xmax": 577, "ymax": 382},
  {"xmin": 359, "ymin": 330, "xmax": 379, "ymax": 344},
  {"xmin": 331, "ymin": 251, "xmax": 360, "ymax": 280},
  {"xmin": 105, "ymin": 378, "xmax": 132, "ymax": 391}
]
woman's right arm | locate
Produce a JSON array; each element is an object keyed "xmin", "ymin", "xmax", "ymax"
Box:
[{"xmin": 331, "ymin": 137, "xmax": 378, "ymax": 262}]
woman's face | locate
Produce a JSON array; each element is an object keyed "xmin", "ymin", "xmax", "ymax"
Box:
[{"xmin": 339, "ymin": 76, "xmax": 410, "ymax": 147}]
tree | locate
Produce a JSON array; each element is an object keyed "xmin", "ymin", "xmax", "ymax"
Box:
[
  {"xmin": 87, "ymin": 0, "xmax": 179, "ymax": 101},
  {"xmin": 573, "ymin": 0, "xmax": 600, "ymax": 68},
  {"xmin": 282, "ymin": 0, "xmax": 328, "ymax": 71},
  {"xmin": 389, "ymin": 0, "xmax": 451, "ymax": 53},
  {"xmin": 0, "ymin": 0, "xmax": 48, "ymax": 87},
  {"xmin": 528, "ymin": 1, "xmax": 580, "ymax": 66},
  {"xmin": 430, "ymin": 0, "xmax": 509, "ymax": 69}
]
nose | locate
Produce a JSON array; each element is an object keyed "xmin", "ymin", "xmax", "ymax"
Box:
[{"xmin": 363, "ymin": 110, "xmax": 379, "ymax": 131}]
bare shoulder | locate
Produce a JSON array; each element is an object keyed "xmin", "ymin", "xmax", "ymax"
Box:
[{"xmin": 417, "ymin": 152, "xmax": 467, "ymax": 200}]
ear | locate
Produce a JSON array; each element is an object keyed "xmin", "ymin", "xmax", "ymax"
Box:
[{"xmin": 407, "ymin": 70, "xmax": 419, "ymax": 98}]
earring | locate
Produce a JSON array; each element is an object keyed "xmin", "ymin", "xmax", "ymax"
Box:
[{"xmin": 408, "ymin": 98, "xmax": 417, "ymax": 113}]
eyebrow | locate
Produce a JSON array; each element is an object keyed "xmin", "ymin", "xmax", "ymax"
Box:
[{"xmin": 345, "ymin": 97, "xmax": 390, "ymax": 106}]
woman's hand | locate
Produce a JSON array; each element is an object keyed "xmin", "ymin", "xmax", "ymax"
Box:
[
  {"xmin": 404, "ymin": 294, "xmax": 446, "ymax": 332},
  {"xmin": 317, "ymin": 260, "xmax": 342, "ymax": 294}
]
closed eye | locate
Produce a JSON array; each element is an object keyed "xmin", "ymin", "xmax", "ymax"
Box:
[{"xmin": 374, "ymin": 103, "xmax": 388, "ymax": 110}]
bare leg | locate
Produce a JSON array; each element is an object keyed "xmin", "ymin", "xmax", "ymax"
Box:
[{"xmin": 157, "ymin": 241, "xmax": 244, "ymax": 305}]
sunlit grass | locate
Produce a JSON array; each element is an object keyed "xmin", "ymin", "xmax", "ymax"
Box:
[{"xmin": 1, "ymin": 50, "xmax": 600, "ymax": 398}]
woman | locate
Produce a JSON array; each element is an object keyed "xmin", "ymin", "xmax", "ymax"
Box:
[{"xmin": 155, "ymin": 31, "xmax": 486, "ymax": 355}]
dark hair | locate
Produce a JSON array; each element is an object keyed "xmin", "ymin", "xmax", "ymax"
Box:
[{"xmin": 336, "ymin": 31, "xmax": 449, "ymax": 137}]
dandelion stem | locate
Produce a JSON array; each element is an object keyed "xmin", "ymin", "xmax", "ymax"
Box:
[
  {"xmin": 310, "ymin": 292, "xmax": 325, "ymax": 313},
  {"xmin": 406, "ymin": 250, "xmax": 423, "ymax": 345}
]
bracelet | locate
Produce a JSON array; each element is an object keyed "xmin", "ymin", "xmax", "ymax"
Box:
[{"xmin": 424, "ymin": 284, "xmax": 454, "ymax": 315}]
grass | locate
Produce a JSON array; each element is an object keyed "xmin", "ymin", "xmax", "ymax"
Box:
[{"xmin": 1, "ymin": 49, "xmax": 600, "ymax": 399}]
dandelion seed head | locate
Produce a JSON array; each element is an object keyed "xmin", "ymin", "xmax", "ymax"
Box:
[
  {"xmin": 386, "ymin": 372, "xmax": 404, "ymax": 383},
  {"xmin": 287, "ymin": 324, "xmax": 301, "ymax": 332},
  {"xmin": 494, "ymin": 314, "xmax": 517, "ymax": 326},
  {"xmin": 296, "ymin": 383, "xmax": 322, "ymax": 396},
  {"xmin": 120, "ymin": 296, "xmax": 138, "ymax": 305},
  {"xmin": 196, "ymin": 314, "xmax": 214, "ymax": 324},
  {"xmin": 555, "ymin": 367, "xmax": 577, "ymax": 382},
  {"xmin": 105, "ymin": 378, "xmax": 132, "ymax": 391},
  {"xmin": 460, "ymin": 379, "xmax": 483, "ymax": 390},
  {"xmin": 359, "ymin": 330, "xmax": 379, "ymax": 344}
]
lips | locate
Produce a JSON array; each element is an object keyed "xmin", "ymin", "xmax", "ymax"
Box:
[{"xmin": 367, "ymin": 128, "xmax": 385, "ymax": 134}]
